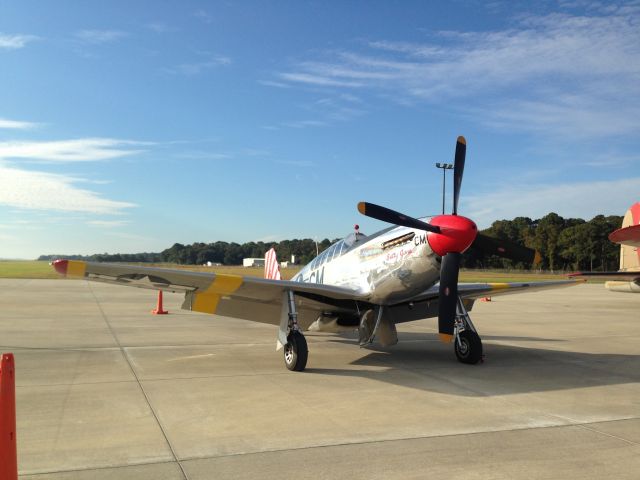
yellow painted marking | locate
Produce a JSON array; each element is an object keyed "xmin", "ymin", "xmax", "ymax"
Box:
[
  {"xmin": 204, "ymin": 274, "xmax": 244, "ymax": 295},
  {"xmin": 192, "ymin": 274, "xmax": 243, "ymax": 314},
  {"xmin": 487, "ymin": 283, "xmax": 510, "ymax": 291},
  {"xmin": 67, "ymin": 261, "xmax": 87, "ymax": 277},
  {"xmin": 357, "ymin": 202, "xmax": 366, "ymax": 215},
  {"xmin": 439, "ymin": 333, "xmax": 454, "ymax": 343},
  {"xmin": 457, "ymin": 135, "xmax": 466, "ymax": 145}
]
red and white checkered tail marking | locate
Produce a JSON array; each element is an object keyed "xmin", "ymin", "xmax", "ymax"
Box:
[{"xmin": 264, "ymin": 248, "xmax": 281, "ymax": 280}]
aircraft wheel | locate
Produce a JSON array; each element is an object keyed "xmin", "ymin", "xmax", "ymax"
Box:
[
  {"xmin": 454, "ymin": 330, "xmax": 483, "ymax": 364},
  {"xmin": 284, "ymin": 331, "xmax": 308, "ymax": 371}
]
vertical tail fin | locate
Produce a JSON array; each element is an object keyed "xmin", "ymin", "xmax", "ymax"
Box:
[
  {"xmin": 264, "ymin": 248, "xmax": 282, "ymax": 280},
  {"xmin": 619, "ymin": 202, "xmax": 640, "ymax": 271}
]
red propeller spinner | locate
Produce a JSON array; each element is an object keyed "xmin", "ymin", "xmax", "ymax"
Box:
[{"xmin": 427, "ymin": 215, "xmax": 478, "ymax": 256}]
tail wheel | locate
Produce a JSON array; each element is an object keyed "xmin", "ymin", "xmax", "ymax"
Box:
[
  {"xmin": 454, "ymin": 330, "xmax": 483, "ymax": 364},
  {"xmin": 284, "ymin": 331, "xmax": 308, "ymax": 371}
]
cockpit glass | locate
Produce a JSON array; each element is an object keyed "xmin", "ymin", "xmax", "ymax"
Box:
[{"xmin": 343, "ymin": 231, "xmax": 367, "ymax": 248}]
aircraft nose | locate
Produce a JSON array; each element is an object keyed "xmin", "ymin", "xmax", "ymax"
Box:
[{"xmin": 426, "ymin": 215, "xmax": 478, "ymax": 256}]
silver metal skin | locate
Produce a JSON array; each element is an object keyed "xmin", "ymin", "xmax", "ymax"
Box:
[{"xmin": 292, "ymin": 224, "xmax": 442, "ymax": 306}]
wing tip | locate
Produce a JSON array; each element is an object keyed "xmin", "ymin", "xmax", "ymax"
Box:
[
  {"xmin": 439, "ymin": 333, "xmax": 454, "ymax": 343},
  {"xmin": 51, "ymin": 259, "xmax": 68, "ymax": 276}
]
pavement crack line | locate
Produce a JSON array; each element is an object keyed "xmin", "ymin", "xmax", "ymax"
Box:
[
  {"xmin": 575, "ymin": 422, "xmax": 639, "ymax": 446},
  {"xmin": 88, "ymin": 283, "xmax": 190, "ymax": 480},
  {"xmin": 176, "ymin": 418, "xmax": 640, "ymax": 463}
]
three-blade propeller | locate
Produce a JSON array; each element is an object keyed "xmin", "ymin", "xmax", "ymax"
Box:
[{"xmin": 357, "ymin": 136, "xmax": 538, "ymax": 342}]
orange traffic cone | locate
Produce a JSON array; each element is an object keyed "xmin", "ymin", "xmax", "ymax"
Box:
[
  {"xmin": 480, "ymin": 297, "xmax": 492, "ymax": 302},
  {"xmin": 0, "ymin": 353, "xmax": 18, "ymax": 480},
  {"xmin": 151, "ymin": 290, "xmax": 168, "ymax": 315}
]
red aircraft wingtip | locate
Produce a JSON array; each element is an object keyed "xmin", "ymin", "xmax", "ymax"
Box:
[{"xmin": 51, "ymin": 259, "xmax": 69, "ymax": 275}]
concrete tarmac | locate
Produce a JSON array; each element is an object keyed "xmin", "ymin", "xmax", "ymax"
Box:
[{"xmin": 0, "ymin": 279, "xmax": 638, "ymax": 479}]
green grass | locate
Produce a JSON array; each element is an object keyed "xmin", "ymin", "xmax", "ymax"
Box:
[
  {"xmin": 0, "ymin": 261, "xmax": 61, "ymax": 279},
  {"xmin": 0, "ymin": 261, "xmax": 603, "ymax": 283}
]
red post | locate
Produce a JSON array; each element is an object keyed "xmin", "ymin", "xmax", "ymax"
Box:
[
  {"xmin": 0, "ymin": 353, "xmax": 18, "ymax": 480},
  {"xmin": 151, "ymin": 290, "xmax": 168, "ymax": 315}
]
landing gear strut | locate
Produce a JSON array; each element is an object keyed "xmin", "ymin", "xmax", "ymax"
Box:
[
  {"xmin": 280, "ymin": 290, "xmax": 308, "ymax": 371},
  {"xmin": 453, "ymin": 297, "xmax": 483, "ymax": 364}
]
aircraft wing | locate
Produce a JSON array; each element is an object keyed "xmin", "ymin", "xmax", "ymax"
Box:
[
  {"xmin": 51, "ymin": 260, "xmax": 370, "ymax": 328},
  {"xmin": 408, "ymin": 279, "xmax": 584, "ymax": 303},
  {"xmin": 568, "ymin": 271, "xmax": 640, "ymax": 281},
  {"xmin": 385, "ymin": 279, "xmax": 584, "ymax": 325}
]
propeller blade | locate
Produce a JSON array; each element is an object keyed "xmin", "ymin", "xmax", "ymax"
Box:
[
  {"xmin": 357, "ymin": 202, "xmax": 441, "ymax": 234},
  {"xmin": 452, "ymin": 136, "xmax": 466, "ymax": 215},
  {"xmin": 438, "ymin": 252, "xmax": 461, "ymax": 341},
  {"xmin": 472, "ymin": 233, "xmax": 541, "ymax": 265}
]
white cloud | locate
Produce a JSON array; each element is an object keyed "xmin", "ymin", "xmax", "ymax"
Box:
[
  {"xmin": 273, "ymin": 7, "xmax": 640, "ymax": 139},
  {"xmin": 258, "ymin": 80, "xmax": 291, "ymax": 89},
  {"xmin": 0, "ymin": 118, "xmax": 39, "ymax": 130},
  {"xmin": 279, "ymin": 72, "xmax": 364, "ymax": 88},
  {"xmin": 176, "ymin": 151, "xmax": 232, "ymax": 160},
  {"xmin": 75, "ymin": 30, "xmax": 128, "ymax": 44},
  {"xmin": 0, "ymin": 33, "xmax": 38, "ymax": 49},
  {"xmin": 87, "ymin": 220, "xmax": 131, "ymax": 227},
  {"xmin": 0, "ymin": 165, "xmax": 136, "ymax": 214},
  {"xmin": 0, "ymin": 138, "xmax": 149, "ymax": 163},
  {"xmin": 464, "ymin": 177, "xmax": 640, "ymax": 227},
  {"xmin": 283, "ymin": 120, "xmax": 327, "ymax": 129}
]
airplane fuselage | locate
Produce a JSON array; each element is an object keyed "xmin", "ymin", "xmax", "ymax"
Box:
[{"xmin": 292, "ymin": 223, "xmax": 442, "ymax": 305}]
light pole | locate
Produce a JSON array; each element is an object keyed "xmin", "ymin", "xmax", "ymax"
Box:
[{"xmin": 435, "ymin": 163, "xmax": 453, "ymax": 214}]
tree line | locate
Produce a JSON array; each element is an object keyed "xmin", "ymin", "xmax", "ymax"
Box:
[
  {"xmin": 39, "ymin": 212, "xmax": 623, "ymax": 272},
  {"xmin": 463, "ymin": 213, "xmax": 622, "ymax": 271}
]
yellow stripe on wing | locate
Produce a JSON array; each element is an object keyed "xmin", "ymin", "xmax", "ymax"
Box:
[
  {"xmin": 192, "ymin": 274, "xmax": 244, "ymax": 314},
  {"xmin": 487, "ymin": 283, "xmax": 510, "ymax": 291}
]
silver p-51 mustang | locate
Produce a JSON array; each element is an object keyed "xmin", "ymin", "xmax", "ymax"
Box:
[{"xmin": 53, "ymin": 137, "xmax": 581, "ymax": 371}]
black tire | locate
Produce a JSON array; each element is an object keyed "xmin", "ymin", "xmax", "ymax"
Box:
[
  {"xmin": 454, "ymin": 330, "xmax": 483, "ymax": 364},
  {"xmin": 284, "ymin": 331, "xmax": 308, "ymax": 371}
]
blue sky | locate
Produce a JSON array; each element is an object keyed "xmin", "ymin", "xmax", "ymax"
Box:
[{"xmin": 1, "ymin": 0, "xmax": 639, "ymax": 259}]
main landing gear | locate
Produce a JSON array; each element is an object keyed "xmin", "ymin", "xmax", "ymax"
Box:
[
  {"xmin": 453, "ymin": 297, "xmax": 483, "ymax": 364},
  {"xmin": 280, "ymin": 290, "xmax": 308, "ymax": 371},
  {"xmin": 284, "ymin": 330, "xmax": 308, "ymax": 371}
]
